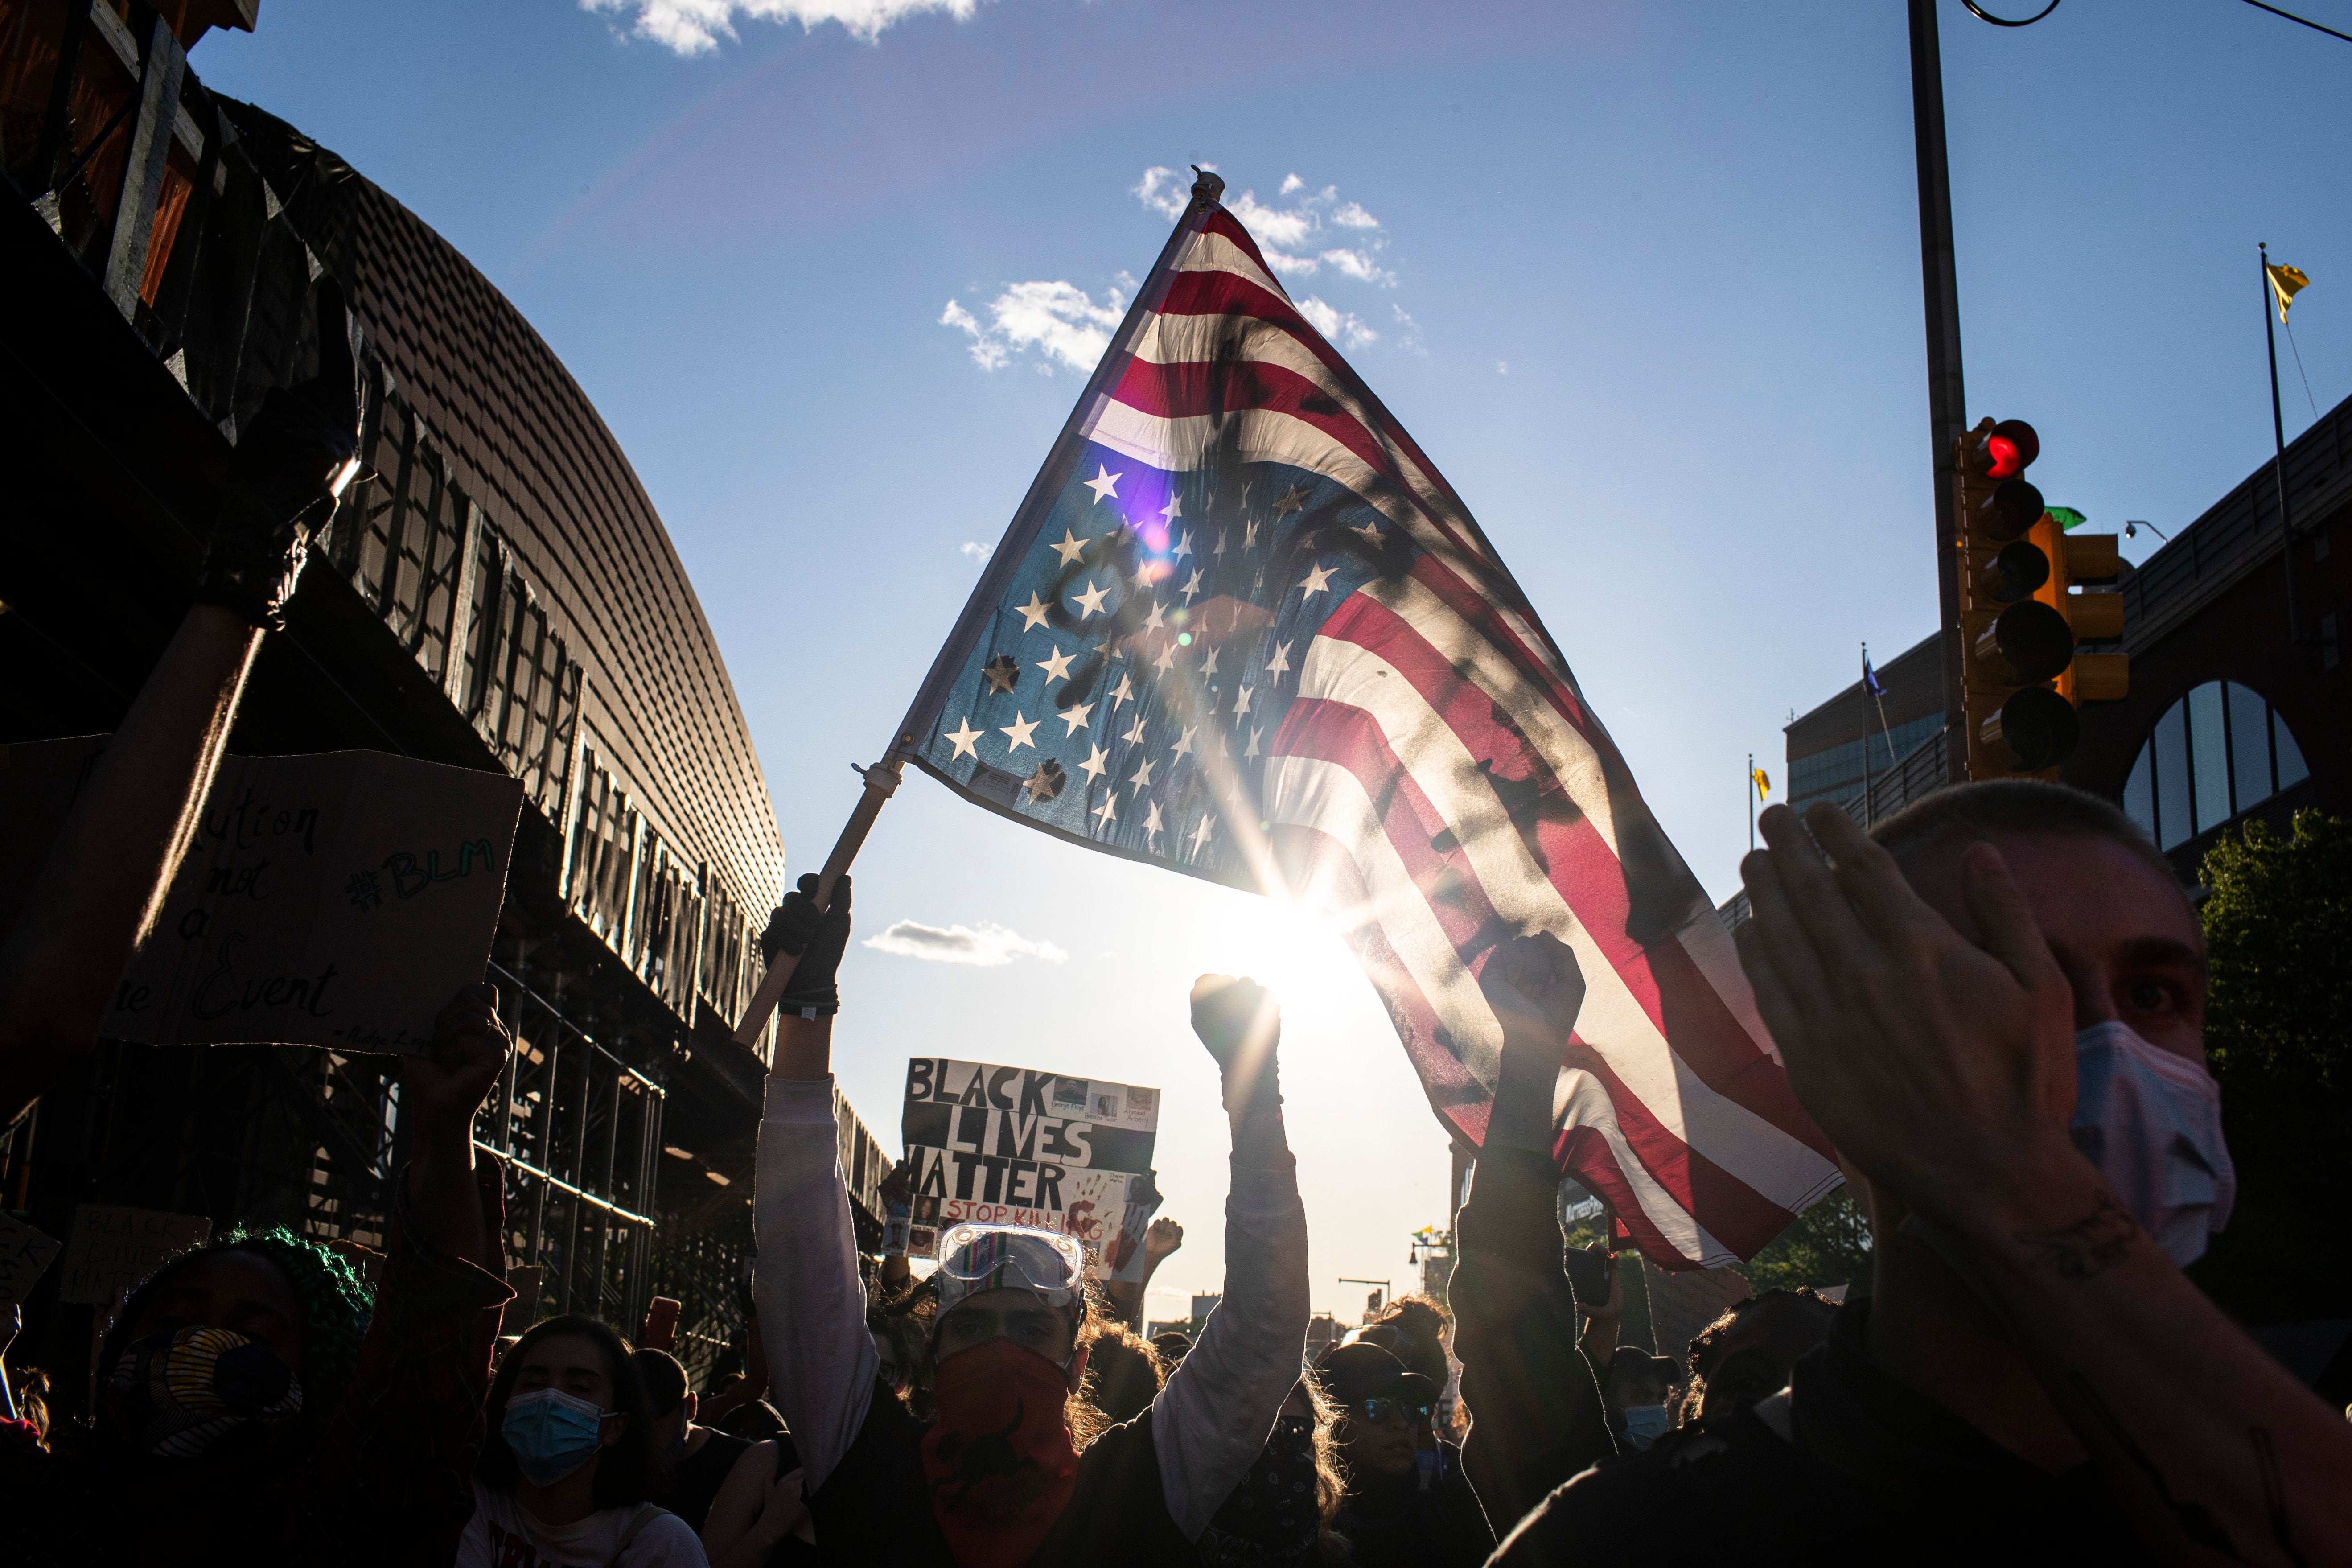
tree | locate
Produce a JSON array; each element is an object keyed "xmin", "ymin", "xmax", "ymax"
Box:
[
  {"xmin": 2200, "ymin": 810, "xmax": 2352, "ymax": 1091},
  {"xmin": 1739, "ymin": 1186, "xmax": 1872, "ymax": 1296},
  {"xmin": 2189, "ymin": 810, "xmax": 2352, "ymax": 1327}
]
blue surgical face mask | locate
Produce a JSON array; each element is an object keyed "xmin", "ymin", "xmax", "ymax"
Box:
[
  {"xmin": 2070, "ymin": 1021, "xmax": 2236, "ymax": 1268},
  {"xmin": 502, "ymin": 1387, "xmax": 608, "ymax": 1488},
  {"xmin": 1618, "ymin": 1403, "xmax": 1671, "ymax": 1451}
]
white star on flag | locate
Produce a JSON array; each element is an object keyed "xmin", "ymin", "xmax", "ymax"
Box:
[
  {"xmin": 1049, "ymin": 530, "xmax": 1089, "ymax": 568},
  {"xmin": 1122, "ymin": 712, "xmax": 1149, "ymax": 744},
  {"xmin": 999, "ymin": 712, "xmax": 1038, "ymax": 750},
  {"xmin": 1172, "ymin": 530, "xmax": 1193, "ymax": 560},
  {"xmin": 1143, "ymin": 801, "xmax": 1164, "ymax": 845},
  {"xmin": 1127, "ymin": 756, "xmax": 1155, "ymax": 792},
  {"xmin": 1016, "ymin": 592, "xmax": 1053, "ymax": 632},
  {"xmin": 1079, "ymin": 744, "xmax": 1109, "ymax": 781},
  {"xmin": 1083, "ymin": 465, "xmax": 1121, "ymax": 503},
  {"xmin": 1071, "ymin": 579, "xmax": 1110, "ymax": 617},
  {"xmin": 1189, "ymin": 815, "xmax": 1214, "ymax": 854},
  {"xmin": 943, "ymin": 718, "xmax": 981, "ymax": 759},
  {"xmin": 1298, "ymin": 562, "xmax": 1336, "ymax": 597},
  {"xmin": 1171, "ymin": 725, "xmax": 1197, "ymax": 759},
  {"xmin": 1093, "ymin": 794, "xmax": 1117, "ymax": 825},
  {"xmin": 1234, "ymin": 685, "xmax": 1254, "ymax": 717},
  {"xmin": 1058, "ymin": 701, "xmax": 1093, "ymax": 735},
  {"xmin": 1160, "ymin": 495, "xmax": 1182, "ymax": 522},
  {"xmin": 1264, "ymin": 640, "xmax": 1292, "ymax": 678},
  {"xmin": 1109, "ymin": 673, "xmax": 1136, "ymax": 707},
  {"xmin": 1036, "ymin": 646, "xmax": 1074, "ymax": 684}
]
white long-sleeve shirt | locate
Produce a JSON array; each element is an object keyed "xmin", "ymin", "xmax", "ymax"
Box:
[{"xmin": 754, "ymin": 1073, "xmax": 1309, "ymax": 1540}]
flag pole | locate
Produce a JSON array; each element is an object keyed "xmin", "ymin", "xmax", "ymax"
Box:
[
  {"xmin": 731, "ymin": 169, "xmax": 1230, "ymax": 1049},
  {"xmin": 1748, "ymin": 753, "xmax": 1756, "ymax": 852},
  {"xmin": 2261, "ymin": 242, "xmax": 2302, "ymax": 644}
]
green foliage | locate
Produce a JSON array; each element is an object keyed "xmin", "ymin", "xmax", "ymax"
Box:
[
  {"xmin": 2199, "ymin": 810, "xmax": 2352, "ymax": 1092},
  {"xmin": 1739, "ymin": 1186, "xmax": 1872, "ymax": 1296},
  {"xmin": 2189, "ymin": 811, "xmax": 2352, "ymax": 1322}
]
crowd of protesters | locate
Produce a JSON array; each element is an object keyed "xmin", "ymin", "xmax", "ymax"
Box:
[{"xmin": 2, "ymin": 306, "xmax": 2351, "ymax": 1566}]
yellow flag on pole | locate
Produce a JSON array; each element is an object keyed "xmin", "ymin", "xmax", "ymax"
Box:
[
  {"xmin": 1752, "ymin": 767, "xmax": 1771, "ymax": 801},
  {"xmin": 2267, "ymin": 262, "xmax": 2310, "ymax": 323}
]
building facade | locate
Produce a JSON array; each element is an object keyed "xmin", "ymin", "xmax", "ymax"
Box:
[{"xmin": 0, "ymin": 0, "xmax": 885, "ymax": 1403}]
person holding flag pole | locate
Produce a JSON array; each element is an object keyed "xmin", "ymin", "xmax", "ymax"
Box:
[{"xmin": 747, "ymin": 149, "xmax": 1839, "ymax": 1309}]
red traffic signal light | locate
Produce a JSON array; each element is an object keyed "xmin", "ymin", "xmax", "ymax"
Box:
[{"xmin": 1953, "ymin": 416, "xmax": 2128, "ymax": 779}]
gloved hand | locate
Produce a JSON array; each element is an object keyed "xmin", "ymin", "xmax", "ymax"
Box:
[
  {"xmin": 760, "ymin": 872, "xmax": 852, "ymax": 1016},
  {"xmin": 1189, "ymin": 974, "xmax": 1282, "ymax": 1114},
  {"xmin": 197, "ymin": 278, "xmax": 362, "ymax": 631}
]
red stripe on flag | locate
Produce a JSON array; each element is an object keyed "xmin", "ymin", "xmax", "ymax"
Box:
[
  {"xmin": 1271, "ymin": 821, "xmax": 1494, "ymax": 1136},
  {"xmin": 1553, "ymin": 1125, "xmax": 1693, "ymax": 1269},
  {"xmin": 1315, "ymin": 595, "xmax": 1832, "ymax": 1158},
  {"xmin": 1267, "ymin": 698, "xmax": 1504, "ymax": 955},
  {"xmin": 1565, "ymin": 1045, "xmax": 1796, "ymax": 1259}
]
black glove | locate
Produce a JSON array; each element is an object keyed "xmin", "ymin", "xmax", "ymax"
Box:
[
  {"xmin": 197, "ymin": 279, "xmax": 362, "ymax": 631},
  {"xmin": 760, "ymin": 872, "xmax": 851, "ymax": 1016}
]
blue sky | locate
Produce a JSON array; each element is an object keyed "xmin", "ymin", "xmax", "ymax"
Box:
[{"xmin": 195, "ymin": 0, "xmax": 2349, "ymax": 1321}]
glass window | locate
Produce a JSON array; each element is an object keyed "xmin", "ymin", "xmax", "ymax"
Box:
[
  {"xmin": 2123, "ymin": 744, "xmax": 2154, "ymax": 839},
  {"xmin": 2275, "ymin": 711, "xmax": 2311, "ymax": 791},
  {"xmin": 2188, "ymin": 683, "xmax": 2230, "ymax": 835},
  {"xmin": 2154, "ymin": 702, "xmax": 2192, "ymax": 850},
  {"xmin": 2226, "ymin": 683, "xmax": 2270, "ymax": 814}
]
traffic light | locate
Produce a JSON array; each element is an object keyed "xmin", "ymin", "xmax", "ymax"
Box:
[{"xmin": 1954, "ymin": 418, "xmax": 2127, "ymax": 777}]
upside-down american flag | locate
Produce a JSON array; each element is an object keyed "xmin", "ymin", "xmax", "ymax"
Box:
[{"xmin": 902, "ymin": 172, "xmax": 1840, "ymax": 1268}]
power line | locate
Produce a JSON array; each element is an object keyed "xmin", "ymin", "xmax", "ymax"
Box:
[{"xmin": 2237, "ymin": 0, "xmax": 2352, "ymax": 45}]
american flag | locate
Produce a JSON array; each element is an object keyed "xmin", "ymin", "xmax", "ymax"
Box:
[{"xmin": 904, "ymin": 174, "xmax": 1840, "ymax": 1268}]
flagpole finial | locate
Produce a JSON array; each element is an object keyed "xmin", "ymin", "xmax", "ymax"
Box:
[{"xmin": 1189, "ymin": 165, "xmax": 1225, "ymax": 209}]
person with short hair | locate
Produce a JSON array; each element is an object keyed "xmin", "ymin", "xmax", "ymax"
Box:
[
  {"xmin": 635, "ymin": 1347, "xmax": 751, "ymax": 1535},
  {"xmin": 1675, "ymin": 1289, "xmax": 1836, "ymax": 1431},
  {"xmin": 752, "ymin": 873, "xmax": 1310, "ymax": 1566},
  {"xmin": 1316, "ymin": 1342, "xmax": 1491, "ymax": 1568},
  {"xmin": 461, "ymin": 1315, "xmax": 706, "ymax": 1566},
  {"xmin": 1492, "ymin": 782, "xmax": 2352, "ymax": 1563}
]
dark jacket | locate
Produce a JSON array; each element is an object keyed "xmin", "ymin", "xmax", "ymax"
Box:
[
  {"xmin": 1446, "ymin": 1145, "xmax": 1616, "ymax": 1538},
  {"xmin": 1489, "ymin": 1300, "xmax": 2145, "ymax": 1566},
  {"xmin": 1333, "ymin": 1439, "xmax": 1490, "ymax": 1568}
]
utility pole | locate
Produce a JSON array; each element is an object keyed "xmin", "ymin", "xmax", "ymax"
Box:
[{"xmin": 1909, "ymin": 0, "xmax": 1971, "ymax": 786}]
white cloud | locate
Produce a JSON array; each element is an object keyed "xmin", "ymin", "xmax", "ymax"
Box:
[
  {"xmin": 1496, "ymin": 360, "xmax": 1509, "ymax": 375},
  {"xmin": 863, "ymin": 918, "xmax": 1069, "ymax": 966},
  {"xmin": 1140, "ymin": 171, "xmax": 1397, "ymax": 295},
  {"xmin": 1390, "ymin": 303, "xmax": 1423, "ymax": 353},
  {"xmin": 941, "ymin": 280, "xmax": 1125, "ymax": 373},
  {"xmin": 581, "ymin": 0, "xmax": 984, "ymax": 51},
  {"xmin": 1296, "ymin": 296, "xmax": 1378, "ymax": 350},
  {"xmin": 1319, "ymin": 247, "xmax": 1395, "ymax": 286},
  {"xmin": 959, "ymin": 540, "xmax": 991, "ymax": 561}
]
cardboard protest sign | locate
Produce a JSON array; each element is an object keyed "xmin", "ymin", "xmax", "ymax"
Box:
[
  {"xmin": 0, "ymin": 737, "xmax": 522, "ymax": 1055},
  {"xmin": 58, "ymin": 1204, "xmax": 213, "ymax": 1305},
  {"xmin": 900, "ymin": 1058, "xmax": 1162, "ymax": 1271},
  {"xmin": 0, "ymin": 1213, "xmax": 62, "ymax": 1305}
]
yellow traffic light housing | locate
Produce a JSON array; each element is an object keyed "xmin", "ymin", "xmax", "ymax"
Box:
[{"xmin": 1954, "ymin": 418, "xmax": 2128, "ymax": 778}]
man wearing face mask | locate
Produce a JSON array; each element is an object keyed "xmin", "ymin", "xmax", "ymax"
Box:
[
  {"xmin": 1489, "ymin": 781, "xmax": 2352, "ymax": 1565},
  {"xmin": 751, "ymin": 873, "xmax": 1310, "ymax": 1566}
]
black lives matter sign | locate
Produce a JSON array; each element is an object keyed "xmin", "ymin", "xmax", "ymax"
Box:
[{"xmin": 900, "ymin": 1058, "xmax": 1160, "ymax": 1261}]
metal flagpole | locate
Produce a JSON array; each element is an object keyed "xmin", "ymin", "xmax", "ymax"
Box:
[
  {"xmin": 731, "ymin": 169, "xmax": 1230, "ymax": 1049},
  {"xmin": 2261, "ymin": 242, "xmax": 2303, "ymax": 644},
  {"xmin": 1748, "ymin": 753, "xmax": 1757, "ymax": 852}
]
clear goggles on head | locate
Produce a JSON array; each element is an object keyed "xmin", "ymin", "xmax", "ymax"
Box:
[{"xmin": 931, "ymin": 1223, "xmax": 1086, "ymax": 1317}]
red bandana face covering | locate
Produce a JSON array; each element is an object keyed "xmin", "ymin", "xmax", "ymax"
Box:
[{"xmin": 921, "ymin": 1338, "xmax": 1081, "ymax": 1568}]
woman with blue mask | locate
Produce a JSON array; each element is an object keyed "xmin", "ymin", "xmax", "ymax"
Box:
[{"xmin": 459, "ymin": 1315, "xmax": 709, "ymax": 1567}]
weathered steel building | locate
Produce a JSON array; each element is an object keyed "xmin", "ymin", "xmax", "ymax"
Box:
[{"xmin": 0, "ymin": 0, "xmax": 885, "ymax": 1403}]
